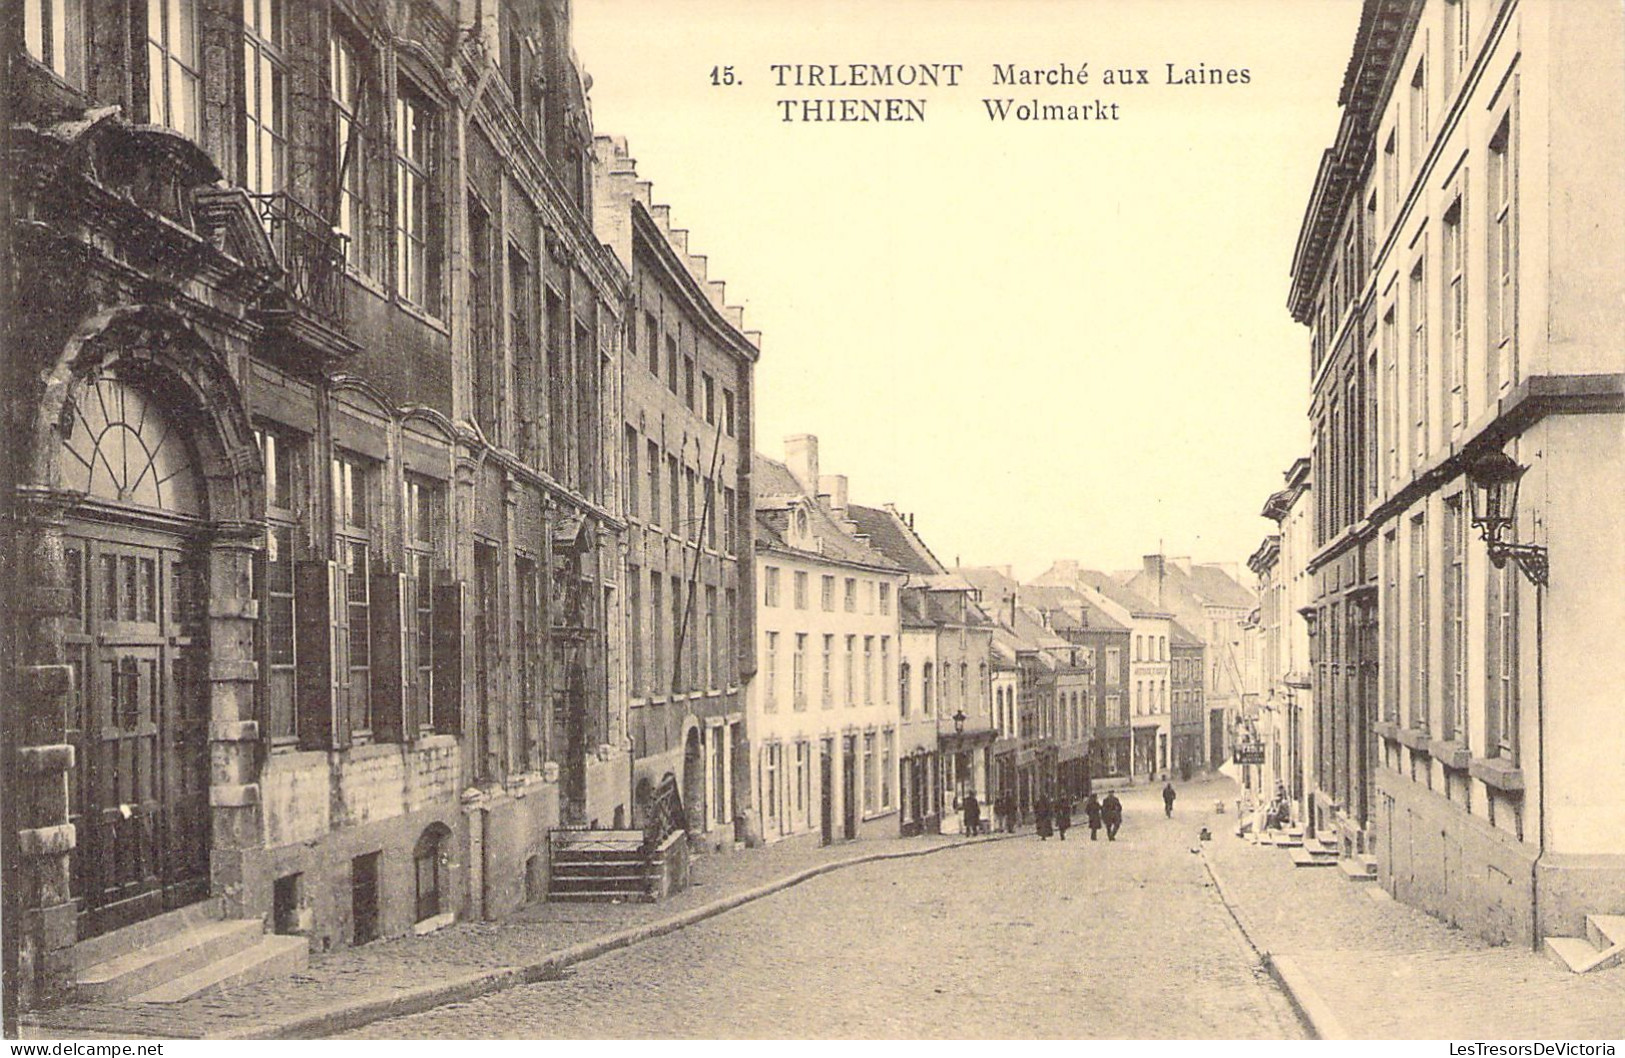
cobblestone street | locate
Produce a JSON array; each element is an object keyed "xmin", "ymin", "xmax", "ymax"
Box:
[{"xmin": 344, "ymin": 782, "xmax": 1302, "ymax": 1039}]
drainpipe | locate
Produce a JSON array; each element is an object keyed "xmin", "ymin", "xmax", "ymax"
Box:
[{"xmin": 1529, "ymin": 582, "xmax": 1547, "ymax": 949}]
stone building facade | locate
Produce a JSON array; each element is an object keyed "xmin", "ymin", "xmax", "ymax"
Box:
[
  {"xmin": 6, "ymin": 0, "xmax": 628, "ymax": 1007},
  {"xmin": 591, "ymin": 136, "xmax": 757, "ymax": 849},
  {"xmin": 1290, "ymin": 0, "xmax": 1625, "ymax": 945}
]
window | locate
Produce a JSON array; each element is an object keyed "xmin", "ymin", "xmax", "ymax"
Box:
[
  {"xmin": 1443, "ymin": 0, "xmax": 1468, "ymax": 95},
  {"xmin": 881, "ymin": 729, "xmax": 894, "ymax": 809},
  {"xmin": 793, "ymin": 633, "xmax": 806, "ymax": 710},
  {"xmin": 243, "ymin": 0, "xmax": 286, "ymax": 195},
  {"xmin": 763, "ymin": 566, "xmax": 780, "ymax": 607},
  {"xmin": 845, "ymin": 636, "xmax": 856, "ymax": 706},
  {"xmin": 1384, "ymin": 529, "xmax": 1400, "ymax": 723},
  {"xmin": 705, "ymin": 586, "xmax": 718, "ymax": 689},
  {"xmin": 642, "ymin": 573, "xmax": 661, "ymax": 697},
  {"xmin": 405, "ymin": 474, "xmax": 443, "ymax": 733},
  {"xmin": 724, "ymin": 587, "xmax": 737, "ymax": 687},
  {"xmin": 899, "ymin": 660, "xmax": 910, "ymax": 717},
  {"xmin": 467, "ymin": 199, "xmax": 497, "ymax": 434},
  {"xmin": 704, "ymin": 479, "xmax": 717, "ymax": 550},
  {"xmin": 1106, "ymin": 648, "xmax": 1120, "ymax": 683},
  {"xmin": 624, "ymin": 427, "xmax": 640, "ymax": 518},
  {"xmin": 511, "ymin": 249, "xmax": 536, "ymax": 454},
  {"xmin": 668, "ymin": 455, "xmax": 680, "ymax": 531},
  {"xmin": 145, "ymin": 0, "xmax": 200, "ymax": 137},
  {"xmin": 1409, "ymin": 258, "xmax": 1428, "ymax": 464},
  {"xmin": 862, "ymin": 732, "xmax": 876, "ymax": 813},
  {"xmin": 684, "ymin": 467, "xmax": 697, "ymax": 540},
  {"xmin": 1443, "ymin": 194, "xmax": 1467, "ymax": 429},
  {"xmin": 723, "ymin": 389, "xmax": 736, "ymax": 437},
  {"xmin": 763, "ymin": 743, "xmax": 778, "ymax": 823},
  {"xmin": 763, "ymin": 633, "xmax": 778, "ymax": 711},
  {"xmin": 645, "ymin": 313, "xmax": 660, "ymax": 376},
  {"xmin": 1382, "ymin": 129, "xmax": 1399, "ymax": 222},
  {"xmin": 793, "ymin": 571, "xmax": 808, "ymax": 610},
  {"xmin": 684, "ymin": 358, "xmax": 696, "ymax": 410},
  {"xmin": 724, "ymin": 487, "xmax": 737, "ymax": 555},
  {"xmin": 1488, "ymin": 113, "xmax": 1517, "ymax": 393},
  {"xmin": 1486, "ymin": 560, "xmax": 1518, "ymax": 760},
  {"xmin": 665, "ymin": 335, "xmax": 679, "ymax": 395},
  {"xmin": 1383, "ymin": 306, "xmax": 1399, "ymax": 484},
  {"xmin": 882, "ymin": 638, "xmax": 891, "ymax": 704},
  {"xmin": 330, "ymin": 31, "xmax": 378, "ymax": 273},
  {"xmin": 24, "ymin": 0, "xmax": 85, "ymax": 85},
  {"xmin": 879, "ymin": 583, "xmax": 891, "ymax": 615},
  {"xmin": 844, "ymin": 577, "xmax": 857, "ymax": 613},
  {"xmin": 628, "ymin": 565, "xmax": 643, "ymax": 696},
  {"xmin": 514, "ymin": 556, "xmax": 541, "ymax": 769},
  {"xmin": 863, "ymin": 636, "xmax": 874, "ymax": 704},
  {"xmin": 703, "ymin": 374, "xmax": 715, "ymax": 424},
  {"xmin": 646, "ymin": 441, "xmax": 661, "ymax": 524},
  {"xmin": 794, "ymin": 741, "xmax": 808, "ymax": 822},
  {"xmin": 922, "ymin": 661, "xmax": 933, "ymax": 715},
  {"xmin": 1409, "ymin": 513, "xmax": 1429, "ymax": 732},
  {"xmin": 257, "ymin": 427, "xmax": 304, "ymax": 742},
  {"xmin": 395, "ymin": 82, "xmax": 442, "ymax": 314},
  {"xmin": 822, "ymin": 635, "xmax": 834, "ymax": 708},
  {"xmin": 821, "ymin": 575, "xmax": 835, "ymax": 612},
  {"xmin": 1443, "ymin": 497, "xmax": 1467, "ymax": 744},
  {"xmin": 1409, "ymin": 58, "xmax": 1428, "ymax": 173}
]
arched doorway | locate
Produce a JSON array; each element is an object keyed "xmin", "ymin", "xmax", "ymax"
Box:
[{"xmin": 58, "ymin": 370, "xmax": 211, "ymax": 938}]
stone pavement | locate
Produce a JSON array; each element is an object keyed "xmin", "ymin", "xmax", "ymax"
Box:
[
  {"xmin": 1201, "ymin": 778, "xmax": 1625, "ymax": 1040},
  {"xmin": 340, "ymin": 780, "xmax": 1301, "ymax": 1039},
  {"xmin": 22, "ymin": 827, "xmax": 1002, "ymax": 1040}
]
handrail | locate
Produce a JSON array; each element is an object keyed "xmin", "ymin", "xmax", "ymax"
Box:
[{"xmin": 251, "ymin": 191, "xmax": 349, "ymax": 325}]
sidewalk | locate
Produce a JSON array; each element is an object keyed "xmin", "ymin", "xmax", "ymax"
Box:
[
  {"xmin": 1201, "ymin": 783, "xmax": 1625, "ymax": 1040},
  {"xmin": 22, "ymin": 828, "xmax": 1006, "ymax": 1040}
]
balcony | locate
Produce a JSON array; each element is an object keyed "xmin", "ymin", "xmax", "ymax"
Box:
[
  {"xmin": 249, "ymin": 192, "xmax": 359, "ymax": 369},
  {"xmin": 253, "ymin": 192, "xmax": 347, "ymax": 324}
]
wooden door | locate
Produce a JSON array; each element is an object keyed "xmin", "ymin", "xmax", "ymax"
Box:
[{"xmin": 69, "ymin": 534, "xmax": 210, "ymax": 939}]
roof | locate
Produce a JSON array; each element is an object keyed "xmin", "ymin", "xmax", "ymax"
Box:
[
  {"xmin": 1170, "ymin": 620, "xmax": 1205, "ymax": 648},
  {"xmin": 846, "ymin": 503, "xmax": 946, "ymax": 576},
  {"xmin": 1012, "ymin": 583, "xmax": 1129, "ymax": 634},
  {"xmin": 752, "ymin": 454, "xmax": 902, "ymax": 571},
  {"xmin": 1187, "ymin": 565, "xmax": 1258, "ymax": 610}
]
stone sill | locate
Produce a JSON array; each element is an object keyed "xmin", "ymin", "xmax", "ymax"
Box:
[
  {"xmin": 1469, "ymin": 755, "xmax": 1525, "ymax": 793},
  {"xmin": 1428, "ymin": 738, "xmax": 1473, "ymax": 770},
  {"xmin": 1394, "ymin": 726, "xmax": 1433, "ymax": 752}
]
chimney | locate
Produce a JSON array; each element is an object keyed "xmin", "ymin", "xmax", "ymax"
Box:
[
  {"xmin": 1052, "ymin": 559, "xmax": 1079, "ymax": 580},
  {"xmin": 1172, "ymin": 556, "xmax": 1193, "ymax": 574},
  {"xmin": 1143, "ymin": 554, "xmax": 1165, "ymax": 578},
  {"xmin": 817, "ymin": 474, "xmax": 849, "ymax": 517},
  {"xmin": 784, "ymin": 434, "xmax": 819, "ymax": 497}
]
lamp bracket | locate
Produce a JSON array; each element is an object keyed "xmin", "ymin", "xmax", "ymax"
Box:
[{"xmin": 1488, "ymin": 541, "xmax": 1549, "ymax": 588}]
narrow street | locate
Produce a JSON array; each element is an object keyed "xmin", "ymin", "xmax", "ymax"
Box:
[{"xmin": 344, "ymin": 782, "xmax": 1303, "ymax": 1039}]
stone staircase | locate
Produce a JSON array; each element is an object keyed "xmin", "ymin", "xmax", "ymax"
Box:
[
  {"xmin": 66, "ymin": 900, "xmax": 308, "ymax": 1004},
  {"xmin": 1544, "ymin": 915, "xmax": 1625, "ymax": 975},
  {"xmin": 1288, "ymin": 832, "xmax": 1342, "ymax": 869},
  {"xmin": 547, "ymin": 828, "xmax": 658, "ymax": 902}
]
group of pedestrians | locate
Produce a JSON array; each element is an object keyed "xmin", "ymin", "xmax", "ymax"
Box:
[{"xmin": 964, "ymin": 781, "xmax": 1183, "ymax": 841}]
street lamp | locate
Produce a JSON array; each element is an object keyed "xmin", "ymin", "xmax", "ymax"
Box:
[
  {"xmin": 1465, "ymin": 450, "xmax": 1548, "ymax": 586},
  {"xmin": 953, "ymin": 708, "xmax": 966, "ymax": 734}
]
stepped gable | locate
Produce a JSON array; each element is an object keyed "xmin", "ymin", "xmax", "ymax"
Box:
[{"xmin": 593, "ymin": 135, "xmax": 761, "ymax": 351}]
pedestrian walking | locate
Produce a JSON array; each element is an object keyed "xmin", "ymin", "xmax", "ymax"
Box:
[
  {"xmin": 963, "ymin": 791, "xmax": 981, "ymax": 836},
  {"xmin": 1084, "ymin": 792, "xmax": 1102, "ymax": 840},
  {"xmin": 1162, "ymin": 781, "xmax": 1177, "ymax": 818},
  {"xmin": 1102, "ymin": 791, "xmax": 1123, "ymax": 841},
  {"xmin": 1035, "ymin": 795, "xmax": 1053, "ymax": 840},
  {"xmin": 998, "ymin": 793, "xmax": 1016, "ymax": 833},
  {"xmin": 1054, "ymin": 795, "xmax": 1072, "ymax": 840}
]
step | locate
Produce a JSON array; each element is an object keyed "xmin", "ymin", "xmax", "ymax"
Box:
[
  {"xmin": 1289, "ymin": 848, "xmax": 1340, "ymax": 868},
  {"xmin": 1270, "ymin": 835, "xmax": 1305, "ymax": 848},
  {"xmin": 549, "ymin": 878, "xmax": 648, "ymax": 893},
  {"xmin": 1338, "ymin": 856, "xmax": 1377, "ymax": 882},
  {"xmin": 546, "ymin": 890, "xmax": 655, "ymax": 903},
  {"xmin": 66, "ymin": 899, "xmax": 223, "ymax": 973},
  {"xmin": 1587, "ymin": 915, "xmax": 1625, "ymax": 950},
  {"xmin": 1544, "ymin": 936, "xmax": 1622, "ymax": 975},
  {"xmin": 76, "ymin": 919, "xmax": 263, "ymax": 1002},
  {"xmin": 130, "ymin": 934, "xmax": 308, "ymax": 1004}
]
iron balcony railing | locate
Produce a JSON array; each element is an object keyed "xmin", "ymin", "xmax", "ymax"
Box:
[{"xmin": 252, "ymin": 191, "xmax": 349, "ymax": 326}]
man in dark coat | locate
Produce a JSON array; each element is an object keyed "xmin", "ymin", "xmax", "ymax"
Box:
[
  {"xmin": 1035, "ymin": 795, "xmax": 1053, "ymax": 839},
  {"xmin": 1083, "ymin": 793, "xmax": 1103, "ymax": 840},
  {"xmin": 1102, "ymin": 791, "xmax": 1123, "ymax": 840},
  {"xmin": 1054, "ymin": 795, "xmax": 1072, "ymax": 840},
  {"xmin": 1162, "ymin": 781, "xmax": 1177, "ymax": 818},
  {"xmin": 963, "ymin": 792, "xmax": 981, "ymax": 836}
]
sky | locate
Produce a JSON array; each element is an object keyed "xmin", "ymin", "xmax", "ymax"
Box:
[{"xmin": 574, "ymin": 0, "xmax": 1363, "ymax": 581}]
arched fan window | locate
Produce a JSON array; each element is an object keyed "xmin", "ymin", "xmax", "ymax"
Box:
[{"xmin": 61, "ymin": 374, "xmax": 201, "ymax": 515}]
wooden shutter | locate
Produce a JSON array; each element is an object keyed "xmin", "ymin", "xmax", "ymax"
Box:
[
  {"xmin": 370, "ymin": 570, "xmax": 410, "ymax": 742},
  {"xmin": 431, "ymin": 580, "xmax": 465, "ymax": 735},
  {"xmin": 294, "ymin": 560, "xmax": 349, "ymax": 750}
]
